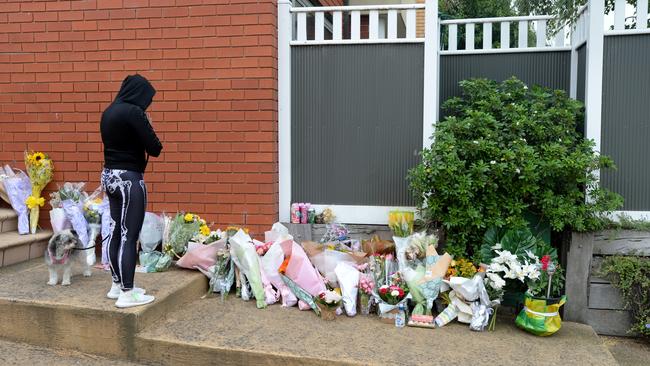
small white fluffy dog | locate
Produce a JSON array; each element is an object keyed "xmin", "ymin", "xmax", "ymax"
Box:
[{"xmin": 45, "ymin": 230, "xmax": 93, "ymax": 286}]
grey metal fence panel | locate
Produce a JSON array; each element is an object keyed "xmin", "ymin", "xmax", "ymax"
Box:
[
  {"xmin": 291, "ymin": 44, "xmax": 424, "ymax": 206},
  {"xmin": 439, "ymin": 51, "xmax": 571, "ymax": 115},
  {"xmin": 601, "ymin": 34, "xmax": 650, "ymax": 210}
]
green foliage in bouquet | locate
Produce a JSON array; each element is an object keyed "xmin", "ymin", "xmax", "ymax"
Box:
[
  {"xmin": 600, "ymin": 256, "xmax": 650, "ymax": 337},
  {"xmin": 165, "ymin": 213, "xmax": 201, "ymax": 257},
  {"xmin": 408, "ymin": 78, "xmax": 622, "ymax": 257}
]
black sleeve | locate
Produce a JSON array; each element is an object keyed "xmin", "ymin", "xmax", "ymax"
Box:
[{"xmin": 129, "ymin": 108, "xmax": 163, "ymax": 157}]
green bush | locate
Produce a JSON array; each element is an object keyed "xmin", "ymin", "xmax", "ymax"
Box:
[
  {"xmin": 408, "ymin": 78, "xmax": 622, "ymax": 257},
  {"xmin": 600, "ymin": 256, "xmax": 650, "ymax": 337}
]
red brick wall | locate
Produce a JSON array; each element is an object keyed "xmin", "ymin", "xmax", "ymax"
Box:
[{"xmin": 0, "ymin": 0, "xmax": 279, "ymax": 234}]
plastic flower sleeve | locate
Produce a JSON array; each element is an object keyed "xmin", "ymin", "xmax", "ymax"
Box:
[
  {"xmin": 3, "ymin": 170, "xmax": 31, "ymax": 234},
  {"xmin": 334, "ymin": 262, "xmax": 360, "ymax": 316},
  {"xmin": 50, "ymin": 208, "xmax": 71, "ymax": 233},
  {"xmin": 229, "ymin": 229, "xmax": 267, "ymax": 309},
  {"xmin": 62, "ymin": 199, "xmax": 89, "ymax": 248},
  {"xmin": 278, "ymin": 239, "xmax": 326, "ymax": 303},
  {"xmin": 393, "ymin": 236, "xmax": 411, "ymax": 273},
  {"xmin": 260, "ymin": 238, "xmax": 298, "ymax": 307},
  {"xmin": 139, "ymin": 212, "xmax": 163, "ymax": 253}
]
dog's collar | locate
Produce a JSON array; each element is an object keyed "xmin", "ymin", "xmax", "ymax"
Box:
[{"xmin": 48, "ymin": 247, "xmax": 70, "ymax": 265}]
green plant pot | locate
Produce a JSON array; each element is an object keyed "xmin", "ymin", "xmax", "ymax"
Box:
[{"xmin": 502, "ymin": 291, "xmax": 525, "ymax": 309}]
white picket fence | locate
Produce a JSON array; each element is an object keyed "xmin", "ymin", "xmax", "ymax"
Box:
[{"xmin": 277, "ymin": 0, "xmax": 649, "ymax": 224}]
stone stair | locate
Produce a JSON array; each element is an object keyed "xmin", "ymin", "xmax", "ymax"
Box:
[{"xmin": 0, "ymin": 208, "xmax": 52, "ymax": 267}]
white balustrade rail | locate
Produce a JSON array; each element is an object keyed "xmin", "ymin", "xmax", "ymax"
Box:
[
  {"xmin": 290, "ymin": 4, "xmax": 426, "ymax": 45},
  {"xmin": 607, "ymin": 0, "xmax": 649, "ymax": 35},
  {"xmin": 440, "ymin": 15, "xmax": 569, "ymax": 54},
  {"xmin": 573, "ymin": 4, "xmax": 590, "ymax": 49}
]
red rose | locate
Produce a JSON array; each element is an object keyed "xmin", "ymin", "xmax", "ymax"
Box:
[
  {"xmin": 319, "ymin": 292, "xmax": 325, "ymax": 299},
  {"xmin": 379, "ymin": 287, "xmax": 388, "ymax": 295},
  {"xmin": 398, "ymin": 288, "xmax": 404, "ymax": 297},
  {"xmin": 541, "ymin": 255, "xmax": 551, "ymax": 271}
]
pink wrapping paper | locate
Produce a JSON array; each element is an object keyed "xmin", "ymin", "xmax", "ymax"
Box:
[
  {"xmin": 176, "ymin": 239, "xmax": 226, "ymax": 271},
  {"xmin": 260, "ymin": 238, "xmax": 298, "ymax": 307},
  {"xmin": 280, "ymin": 239, "xmax": 326, "ymax": 309}
]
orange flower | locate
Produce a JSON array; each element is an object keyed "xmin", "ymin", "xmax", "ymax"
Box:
[{"xmin": 278, "ymin": 255, "xmax": 291, "ymax": 274}]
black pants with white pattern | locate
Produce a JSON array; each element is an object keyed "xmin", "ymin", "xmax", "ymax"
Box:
[{"xmin": 101, "ymin": 169, "xmax": 146, "ymax": 291}]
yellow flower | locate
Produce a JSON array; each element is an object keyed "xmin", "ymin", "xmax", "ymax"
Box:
[
  {"xmin": 25, "ymin": 196, "xmax": 45, "ymax": 209},
  {"xmin": 200, "ymin": 225, "xmax": 210, "ymax": 236},
  {"xmin": 200, "ymin": 219, "xmax": 206, "ymax": 225},
  {"xmin": 184, "ymin": 213, "xmax": 194, "ymax": 222}
]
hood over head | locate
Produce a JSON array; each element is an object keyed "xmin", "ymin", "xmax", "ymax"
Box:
[{"xmin": 114, "ymin": 74, "xmax": 156, "ymax": 111}]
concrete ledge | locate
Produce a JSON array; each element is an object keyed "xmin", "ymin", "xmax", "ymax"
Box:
[
  {"xmin": 135, "ymin": 297, "xmax": 619, "ymax": 366},
  {"xmin": 0, "ymin": 259, "xmax": 207, "ymax": 359}
]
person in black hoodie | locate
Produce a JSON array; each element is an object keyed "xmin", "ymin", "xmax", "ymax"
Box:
[{"xmin": 100, "ymin": 74, "xmax": 162, "ymax": 308}]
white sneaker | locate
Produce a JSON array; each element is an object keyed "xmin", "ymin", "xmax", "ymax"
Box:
[
  {"xmin": 107, "ymin": 282, "xmax": 146, "ymax": 299},
  {"xmin": 115, "ymin": 290, "xmax": 155, "ymax": 308}
]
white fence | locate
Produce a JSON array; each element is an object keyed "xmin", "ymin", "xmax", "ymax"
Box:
[{"xmin": 278, "ymin": 0, "xmax": 648, "ymax": 224}]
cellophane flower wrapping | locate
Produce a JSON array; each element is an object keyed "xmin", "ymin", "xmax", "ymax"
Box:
[
  {"xmin": 261, "ymin": 224, "xmax": 298, "ymax": 307},
  {"xmin": 302, "ymin": 241, "xmax": 364, "ymax": 287},
  {"xmin": 334, "ymin": 262, "xmax": 360, "ymax": 316},
  {"xmin": 165, "ymin": 213, "xmax": 200, "ymax": 258},
  {"xmin": 0, "ymin": 165, "xmax": 14, "ymax": 205},
  {"xmin": 277, "ymin": 238, "xmax": 326, "ymax": 310},
  {"xmin": 402, "ymin": 233, "xmax": 452, "ymax": 316},
  {"xmin": 59, "ymin": 183, "xmax": 89, "ymax": 249},
  {"xmin": 198, "ymin": 247, "xmax": 235, "ymax": 301},
  {"xmin": 177, "ymin": 239, "xmax": 226, "ymax": 272},
  {"xmin": 435, "ymin": 274, "xmax": 494, "ymax": 329},
  {"xmin": 229, "ymin": 229, "xmax": 267, "ymax": 309},
  {"xmin": 2, "ymin": 168, "xmax": 31, "ymax": 234},
  {"xmin": 139, "ymin": 212, "xmax": 163, "ymax": 253},
  {"xmin": 24, "ymin": 151, "xmax": 54, "ymax": 234}
]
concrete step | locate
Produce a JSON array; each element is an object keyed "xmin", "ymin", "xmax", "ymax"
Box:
[
  {"xmin": 0, "ymin": 258, "xmax": 207, "ymax": 359},
  {"xmin": 0, "ymin": 208, "xmax": 18, "ymax": 233},
  {"xmin": 0, "ymin": 231, "xmax": 52, "ymax": 267},
  {"xmin": 134, "ymin": 297, "xmax": 619, "ymax": 366}
]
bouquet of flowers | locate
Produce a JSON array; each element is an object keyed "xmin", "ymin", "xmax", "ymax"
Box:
[
  {"xmin": 1, "ymin": 166, "xmax": 31, "ymax": 234},
  {"xmin": 375, "ymin": 272, "xmax": 410, "ymax": 322},
  {"xmin": 388, "ymin": 210, "xmax": 414, "ymax": 238},
  {"xmin": 260, "ymin": 224, "xmax": 299, "ymax": 307},
  {"xmin": 81, "ymin": 188, "xmax": 103, "ymax": 267},
  {"xmin": 229, "ymin": 229, "xmax": 268, "ymax": 309},
  {"xmin": 25, "ymin": 151, "xmax": 54, "ymax": 234},
  {"xmin": 199, "ymin": 246, "xmax": 235, "ymax": 302},
  {"xmin": 191, "ymin": 226, "xmax": 222, "ymax": 245},
  {"xmin": 315, "ymin": 290, "xmax": 342, "ymax": 320},
  {"xmin": 389, "ymin": 211, "xmax": 415, "ymax": 274},
  {"xmin": 319, "ymin": 223, "xmax": 349, "ymax": 243},
  {"xmin": 358, "ymin": 267, "xmax": 375, "ymax": 315},
  {"xmin": 401, "ymin": 232, "xmax": 452, "ymax": 316},
  {"xmin": 163, "ymin": 212, "xmax": 202, "ymax": 258},
  {"xmin": 446, "ymin": 258, "xmax": 478, "ymax": 279},
  {"xmin": 49, "ymin": 182, "xmax": 85, "ymax": 233},
  {"xmin": 302, "ymin": 240, "xmax": 366, "ymax": 287},
  {"xmin": 0, "ymin": 165, "xmax": 13, "ymax": 204}
]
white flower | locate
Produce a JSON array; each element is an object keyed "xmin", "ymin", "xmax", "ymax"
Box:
[
  {"xmin": 487, "ymin": 273, "xmax": 505, "ymax": 290},
  {"xmin": 492, "ymin": 242, "xmax": 502, "ymax": 250},
  {"xmin": 473, "ymin": 140, "xmax": 479, "ymax": 144},
  {"xmin": 523, "ymin": 85, "xmax": 528, "ymax": 90},
  {"xmin": 323, "ymin": 291, "xmax": 341, "ymax": 304},
  {"xmin": 515, "ymin": 168, "xmax": 521, "ymax": 174},
  {"xmin": 525, "ymin": 250, "xmax": 537, "ymax": 260},
  {"xmin": 495, "ymin": 250, "xmax": 518, "ymax": 264},
  {"xmin": 490, "ymin": 160, "xmax": 496, "ymax": 165},
  {"xmin": 391, "ymin": 290, "xmax": 400, "ymax": 297},
  {"xmin": 488, "ymin": 262, "xmax": 507, "ymax": 273}
]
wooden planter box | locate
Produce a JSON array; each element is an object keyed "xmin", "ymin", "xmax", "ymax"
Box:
[{"xmin": 565, "ymin": 230, "xmax": 650, "ymax": 336}]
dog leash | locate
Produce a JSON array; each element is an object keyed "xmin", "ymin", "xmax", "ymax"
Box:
[{"xmin": 72, "ymin": 245, "xmax": 96, "ymax": 251}]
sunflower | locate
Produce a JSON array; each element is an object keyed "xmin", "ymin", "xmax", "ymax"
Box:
[{"xmin": 31, "ymin": 152, "xmax": 46, "ymax": 166}]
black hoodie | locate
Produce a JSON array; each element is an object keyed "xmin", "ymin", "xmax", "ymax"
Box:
[{"xmin": 101, "ymin": 74, "xmax": 163, "ymax": 173}]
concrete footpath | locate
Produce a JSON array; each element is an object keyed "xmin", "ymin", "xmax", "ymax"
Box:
[{"xmin": 0, "ymin": 259, "xmax": 645, "ymax": 365}]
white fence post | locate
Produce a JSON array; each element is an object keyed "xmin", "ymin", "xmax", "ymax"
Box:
[
  {"xmin": 278, "ymin": 0, "xmax": 292, "ymax": 222},
  {"xmin": 422, "ymin": 0, "xmax": 439, "ymax": 148},
  {"xmin": 585, "ymin": 0, "xmax": 605, "ymax": 186}
]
